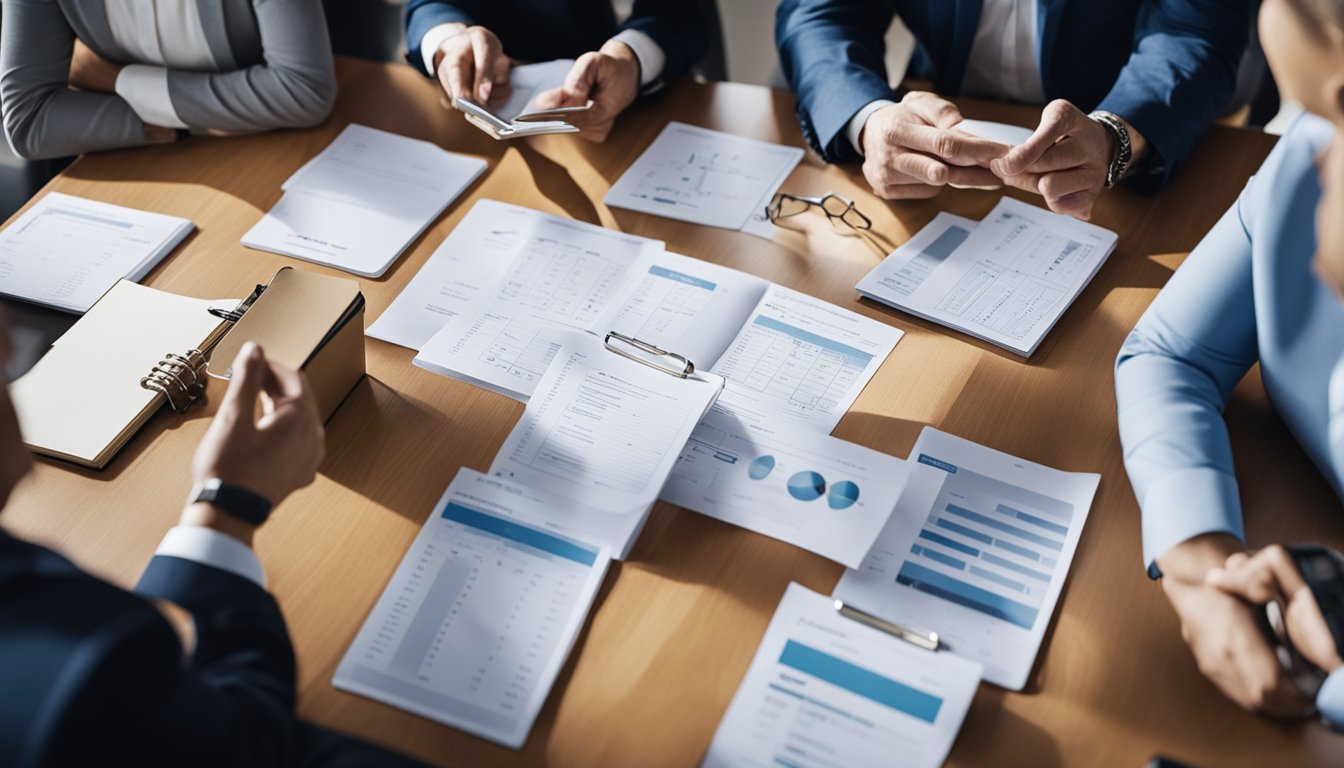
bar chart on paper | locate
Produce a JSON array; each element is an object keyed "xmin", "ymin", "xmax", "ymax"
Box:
[{"xmin": 897, "ymin": 454, "xmax": 1072, "ymax": 630}]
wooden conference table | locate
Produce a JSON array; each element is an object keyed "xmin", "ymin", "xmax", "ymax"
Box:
[{"xmin": 7, "ymin": 57, "xmax": 1344, "ymax": 767}]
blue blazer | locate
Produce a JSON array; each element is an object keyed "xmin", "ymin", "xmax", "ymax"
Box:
[
  {"xmin": 0, "ymin": 531, "xmax": 297, "ymax": 767},
  {"xmin": 776, "ymin": 0, "xmax": 1251, "ymax": 184},
  {"xmin": 405, "ymin": 0, "xmax": 708, "ymax": 82}
]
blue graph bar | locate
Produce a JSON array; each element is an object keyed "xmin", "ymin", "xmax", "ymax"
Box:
[
  {"xmin": 935, "ymin": 518, "xmax": 993, "ymax": 545},
  {"xmin": 981, "ymin": 552, "xmax": 1051, "ymax": 582},
  {"xmin": 993, "ymin": 538, "xmax": 1040, "ymax": 560},
  {"xmin": 778, "ymin": 640, "xmax": 943, "ymax": 723},
  {"xmin": 752, "ymin": 316, "xmax": 874, "ymax": 367},
  {"xmin": 441, "ymin": 502, "xmax": 599, "ymax": 566},
  {"xmin": 922, "ymin": 548, "xmax": 967, "ymax": 571},
  {"xmin": 897, "ymin": 562, "xmax": 1039, "ymax": 629},
  {"xmin": 919, "ymin": 530, "xmax": 979, "ymax": 557},
  {"xmin": 970, "ymin": 565, "xmax": 1026, "ymax": 593},
  {"xmin": 1000, "ymin": 504, "xmax": 1069, "ymax": 536},
  {"xmin": 944, "ymin": 504, "xmax": 1063, "ymax": 551}
]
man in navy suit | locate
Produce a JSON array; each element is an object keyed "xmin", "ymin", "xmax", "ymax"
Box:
[
  {"xmin": 405, "ymin": 0, "xmax": 707, "ymax": 142},
  {"xmin": 0, "ymin": 320, "xmax": 422, "ymax": 766},
  {"xmin": 777, "ymin": 0, "xmax": 1251, "ymax": 219}
]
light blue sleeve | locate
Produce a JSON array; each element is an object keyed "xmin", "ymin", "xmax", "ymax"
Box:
[
  {"xmin": 1318, "ymin": 668, "xmax": 1344, "ymax": 729},
  {"xmin": 1114, "ymin": 172, "xmax": 1263, "ymax": 573}
]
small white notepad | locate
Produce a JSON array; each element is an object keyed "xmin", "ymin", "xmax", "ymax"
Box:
[
  {"xmin": 242, "ymin": 124, "xmax": 486, "ymax": 277},
  {"xmin": 0, "ymin": 192, "xmax": 193, "ymax": 313}
]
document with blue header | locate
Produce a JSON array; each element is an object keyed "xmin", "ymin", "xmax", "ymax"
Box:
[
  {"xmin": 703, "ymin": 583, "xmax": 982, "ymax": 768},
  {"xmin": 833, "ymin": 427, "xmax": 1099, "ymax": 690},
  {"xmin": 333, "ymin": 467, "xmax": 611, "ymax": 749}
]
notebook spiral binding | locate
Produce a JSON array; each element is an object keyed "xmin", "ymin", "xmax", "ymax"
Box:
[{"xmin": 139, "ymin": 349, "xmax": 208, "ymax": 413}]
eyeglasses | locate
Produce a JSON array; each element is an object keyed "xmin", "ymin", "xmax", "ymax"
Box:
[{"xmin": 765, "ymin": 192, "xmax": 872, "ymax": 231}]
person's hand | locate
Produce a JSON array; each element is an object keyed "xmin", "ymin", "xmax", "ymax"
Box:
[
  {"xmin": 533, "ymin": 40, "xmax": 641, "ymax": 143},
  {"xmin": 433, "ymin": 24, "xmax": 510, "ymax": 104},
  {"xmin": 68, "ymin": 39, "xmax": 122, "ymax": 94},
  {"xmin": 190, "ymin": 342, "xmax": 324, "ymax": 508},
  {"xmin": 1159, "ymin": 534, "xmax": 1313, "ymax": 717},
  {"xmin": 857, "ymin": 92, "xmax": 1009, "ymax": 200},
  {"xmin": 1208, "ymin": 545, "xmax": 1344, "ymax": 675},
  {"xmin": 992, "ymin": 100, "xmax": 1148, "ymax": 221}
]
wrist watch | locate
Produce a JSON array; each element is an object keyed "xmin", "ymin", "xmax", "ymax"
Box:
[
  {"xmin": 193, "ymin": 478, "xmax": 272, "ymax": 525},
  {"xmin": 1088, "ymin": 110, "xmax": 1132, "ymax": 189}
]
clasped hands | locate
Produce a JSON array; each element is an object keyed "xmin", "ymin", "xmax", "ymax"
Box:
[
  {"xmin": 433, "ymin": 24, "xmax": 640, "ymax": 143},
  {"xmin": 860, "ymin": 92, "xmax": 1146, "ymax": 221}
]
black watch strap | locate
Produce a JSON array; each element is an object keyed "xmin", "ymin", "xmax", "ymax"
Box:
[
  {"xmin": 194, "ymin": 478, "xmax": 272, "ymax": 525},
  {"xmin": 1289, "ymin": 545, "xmax": 1344, "ymax": 658}
]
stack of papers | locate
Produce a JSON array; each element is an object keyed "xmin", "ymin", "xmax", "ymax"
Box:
[
  {"xmin": 334, "ymin": 468, "xmax": 611, "ymax": 749},
  {"xmin": 455, "ymin": 60, "xmax": 590, "ymax": 139},
  {"xmin": 604, "ymin": 122, "xmax": 802, "ymax": 236},
  {"xmin": 857, "ymin": 197, "xmax": 1119, "ymax": 356},
  {"xmin": 242, "ymin": 124, "xmax": 486, "ymax": 277},
  {"xmin": 0, "ymin": 192, "xmax": 193, "ymax": 313}
]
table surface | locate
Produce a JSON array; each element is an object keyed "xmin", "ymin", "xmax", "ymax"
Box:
[{"xmin": 7, "ymin": 57, "xmax": 1344, "ymax": 768}]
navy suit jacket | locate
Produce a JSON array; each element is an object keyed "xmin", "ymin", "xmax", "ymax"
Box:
[
  {"xmin": 777, "ymin": 0, "xmax": 1251, "ymax": 185},
  {"xmin": 0, "ymin": 530, "xmax": 297, "ymax": 767},
  {"xmin": 405, "ymin": 0, "xmax": 708, "ymax": 81}
]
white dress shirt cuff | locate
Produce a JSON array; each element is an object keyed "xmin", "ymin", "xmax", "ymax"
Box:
[
  {"xmin": 419, "ymin": 22, "xmax": 466, "ymax": 77},
  {"xmin": 1139, "ymin": 467, "xmax": 1245, "ymax": 572},
  {"xmin": 1329, "ymin": 355, "xmax": 1344, "ymax": 477},
  {"xmin": 610, "ymin": 29, "xmax": 665, "ymax": 87},
  {"xmin": 846, "ymin": 99, "xmax": 897, "ymax": 156},
  {"xmin": 1317, "ymin": 667, "xmax": 1344, "ymax": 729},
  {"xmin": 155, "ymin": 525, "xmax": 266, "ymax": 588},
  {"xmin": 114, "ymin": 64, "xmax": 187, "ymax": 130}
]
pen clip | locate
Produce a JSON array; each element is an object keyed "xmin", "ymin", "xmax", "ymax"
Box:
[
  {"xmin": 834, "ymin": 599, "xmax": 940, "ymax": 651},
  {"xmin": 603, "ymin": 331, "xmax": 695, "ymax": 379},
  {"xmin": 207, "ymin": 266, "xmax": 293, "ymax": 324}
]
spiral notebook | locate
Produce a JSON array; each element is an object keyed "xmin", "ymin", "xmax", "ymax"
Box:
[{"xmin": 10, "ymin": 281, "xmax": 232, "ymax": 468}]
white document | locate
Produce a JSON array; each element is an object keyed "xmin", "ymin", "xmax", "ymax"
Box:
[
  {"xmin": 711, "ymin": 285, "xmax": 903, "ymax": 433},
  {"xmin": 662, "ymin": 406, "xmax": 907, "ymax": 567},
  {"xmin": 955, "ymin": 119, "xmax": 1034, "ymax": 147},
  {"xmin": 605, "ymin": 122, "xmax": 803, "ymax": 231},
  {"xmin": 413, "ymin": 209, "xmax": 662, "ymax": 401},
  {"xmin": 242, "ymin": 124, "xmax": 486, "ymax": 277},
  {"xmin": 489, "ymin": 330, "xmax": 724, "ymax": 558},
  {"xmin": 702, "ymin": 583, "xmax": 982, "ymax": 768},
  {"xmin": 859, "ymin": 198, "xmax": 1117, "ymax": 356},
  {"xmin": 595, "ymin": 250, "xmax": 771, "ymax": 369},
  {"xmin": 333, "ymin": 467, "xmax": 610, "ymax": 749},
  {"xmin": 833, "ymin": 427, "xmax": 1099, "ymax": 690},
  {"xmin": 367, "ymin": 200, "xmax": 539, "ymax": 350},
  {"xmin": 0, "ymin": 192, "xmax": 193, "ymax": 313},
  {"xmin": 489, "ymin": 59, "xmax": 576, "ymax": 122}
]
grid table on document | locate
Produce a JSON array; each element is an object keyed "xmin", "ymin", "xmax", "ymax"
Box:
[{"xmin": 715, "ymin": 316, "xmax": 872, "ymax": 416}]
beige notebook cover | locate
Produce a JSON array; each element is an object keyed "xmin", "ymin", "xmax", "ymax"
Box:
[{"xmin": 11, "ymin": 281, "xmax": 230, "ymax": 468}]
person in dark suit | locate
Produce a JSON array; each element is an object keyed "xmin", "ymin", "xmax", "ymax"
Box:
[
  {"xmin": 0, "ymin": 325, "xmax": 424, "ymax": 766},
  {"xmin": 776, "ymin": 0, "xmax": 1251, "ymax": 220},
  {"xmin": 404, "ymin": 0, "xmax": 707, "ymax": 141}
]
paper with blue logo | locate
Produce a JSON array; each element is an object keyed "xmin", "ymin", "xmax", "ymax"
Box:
[
  {"xmin": 702, "ymin": 583, "xmax": 982, "ymax": 768},
  {"xmin": 833, "ymin": 427, "xmax": 1099, "ymax": 690}
]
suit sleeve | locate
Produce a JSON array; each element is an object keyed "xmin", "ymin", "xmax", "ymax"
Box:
[
  {"xmin": 1096, "ymin": 0, "xmax": 1250, "ymax": 188},
  {"xmin": 404, "ymin": 0, "xmax": 478, "ymax": 77},
  {"xmin": 776, "ymin": 0, "xmax": 899, "ymax": 163},
  {"xmin": 157, "ymin": 0, "xmax": 336, "ymax": 134},
  {"xmin": 0, "ymin": 0, "xmax": 147, "ymax": 160},
  {"xmin": 618, "ymin": 0, "xmax": 709, "ymax": 80},
  {"xmin": 132, "ymin": 555, "xmax": 298, "ymax": 766}
]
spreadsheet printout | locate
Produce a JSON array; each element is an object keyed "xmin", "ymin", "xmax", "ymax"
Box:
[
  {"xmin": 710, "ymin": 285, "xmax": 902, "ymax": 433},
  {"xmin": 702, "ymin": 583, "xmax": 982, "ymax": 768},
  {"xmin": 489, "ymin": 330, "xmax": 723, "ymax": 556},
  {"xmin": 857, "ymin": 198, "xmax": 1117, "ymax": 356},
  {"xmin": 605, "ymin": 122, "xmax": 803, "ymax": 230},
  {"xmin": 413, "ymin": 213, "xmax": 662, "ymax": 401},
  {"xmin": 833, "ymin": 427, "xmax": 1098, "ymax": 689},
  {"xmin": 333, "ymin": 468, "xmax": 610, "ymax": 749},
  {"xmin": 661, "ymin": 405, "xmax": 908, "ymax": 567}
]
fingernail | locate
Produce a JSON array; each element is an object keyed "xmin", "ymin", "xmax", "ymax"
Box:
[{"xmin": 480, "ymin": 81, "xmax": 492, "ymax": 101}]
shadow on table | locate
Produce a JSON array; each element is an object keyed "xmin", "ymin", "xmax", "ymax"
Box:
[
  {"xmin": 512, "ymin": 142, "xmax": 603, "ymax": 227},
  {"xmin": 952, "ymin": 688, "xmax": 1064, "ymax": 767}
]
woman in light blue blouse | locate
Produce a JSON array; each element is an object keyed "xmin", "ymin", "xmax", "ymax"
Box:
[{"xmin": 1116, "ymin": 0, "xmax": 1344, "ymax": 726}]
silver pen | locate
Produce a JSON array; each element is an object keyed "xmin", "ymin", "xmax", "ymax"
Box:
[{"xmin": 834, "ymin": 599, "xmax": 940, "ymax": 651}]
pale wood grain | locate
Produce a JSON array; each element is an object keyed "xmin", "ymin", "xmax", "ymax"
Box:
[{"xmin": 6, "ymin": 58, "xmax": 1341, "ymax": 767}]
